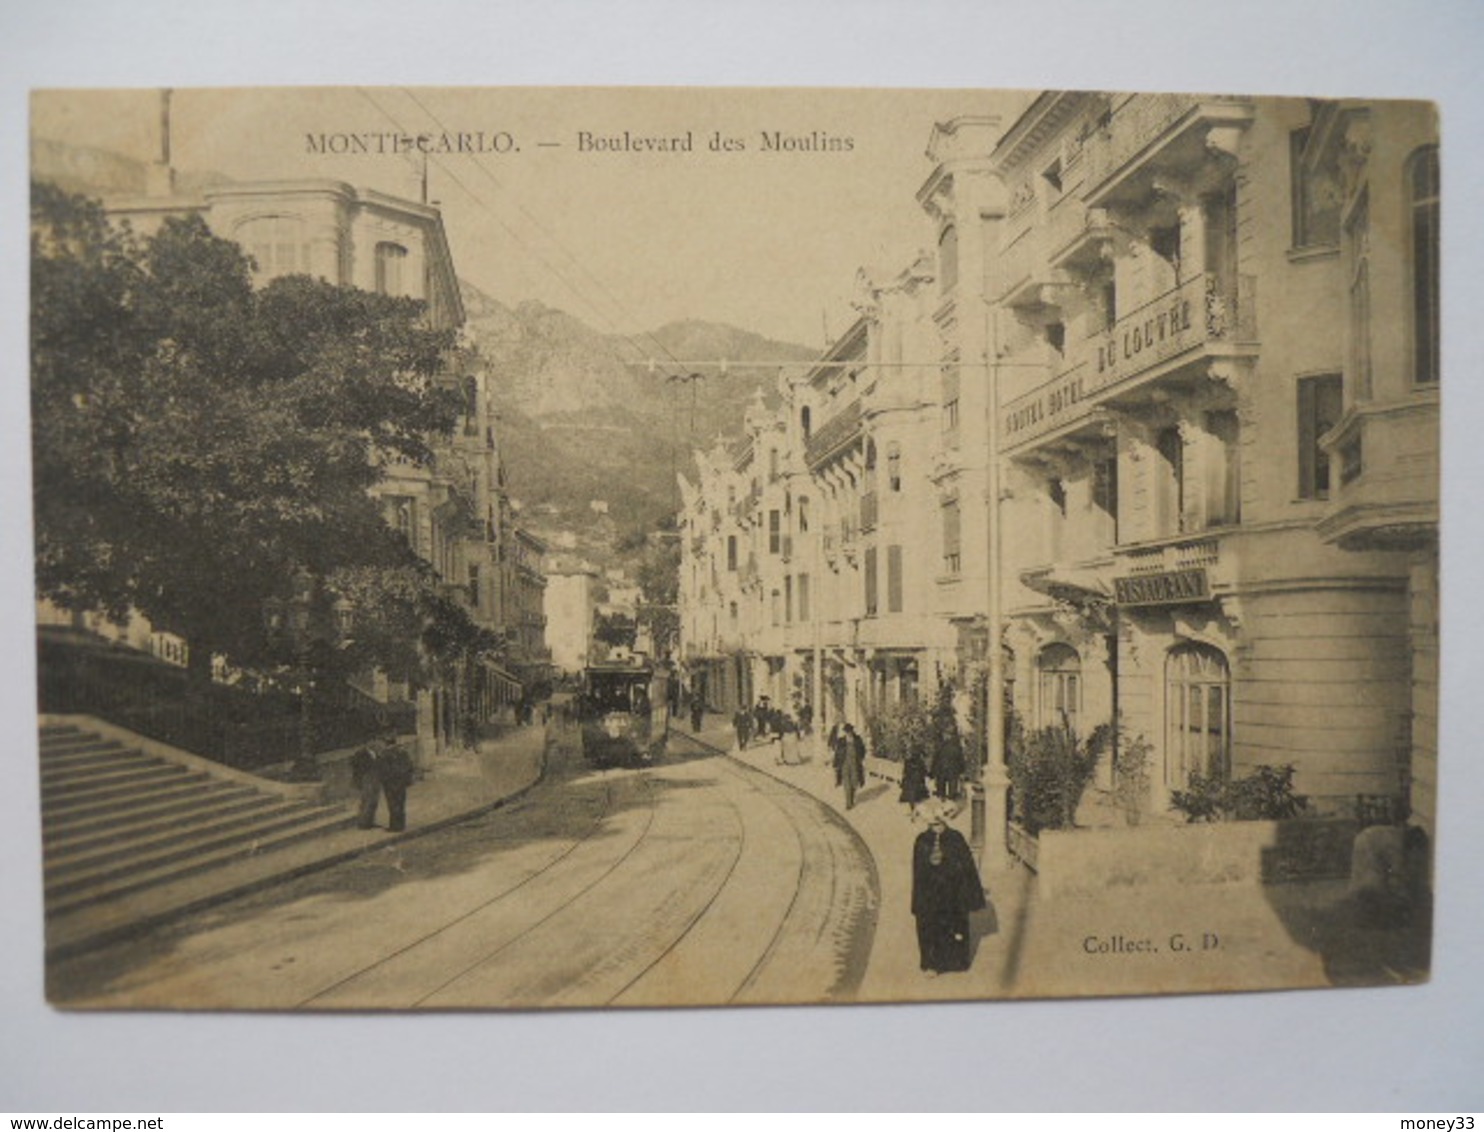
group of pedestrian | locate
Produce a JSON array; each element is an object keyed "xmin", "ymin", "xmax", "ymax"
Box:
[{"xmin": 349, "ymin": 731, "xmax": 416, "ymax": 833}]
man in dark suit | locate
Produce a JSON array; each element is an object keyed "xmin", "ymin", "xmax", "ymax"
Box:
[{"xmin": 378, "ymin": 732, "xmax": 416, "ymax": 833}]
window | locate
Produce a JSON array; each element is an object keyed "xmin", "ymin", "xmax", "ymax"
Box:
[
  {"xmin": 1095, "ymin": 276, "xmax": 1118, "ymax": 334},
  {"xmin": 1297, "ymin": 375, "xmax": 1343, "ymax": 499},
  {"xmin": 1347, "ymin": 190, "xmax": 1372, "ymax": 400},
  {"xmin": 1166, "ymin": 643, "xmax": 1231, "ymax": 787},
  {"xmin": 797, "ymin": 573, "xmax": 810, "ymax": 622},
  {"xmin": 1409, "ymin": 147, "xmax": 1440, "ymax": 385},
  {"xmin": 798, "ymin": 497, "xmax": 809, "ymax": 533},
  {"xmin": 1150, "ymin": 224, "xmax": 1181, "ymax": 272},
  {"xmin": 727, "ymin": 535, "xmax": 738, "ymax": 571},
  {"xmin": 938, "ymin": 224, "xmax": 959, "ymax": 294},
  {"xmin": 468, "ymin": 565, "xmax": 481, "ymax": 609},
  {"xmin": 238, "ymin": 215, "xmax": 306, "ymax": 278},
  {"xmin": 375, "ymin": 241, "xmax": 409, "ymax": 295},
  {"xmin": 1203, "ymin": 410, "xmax": 1241, "ymax": 527},
  {"xmin": 864, "ymin": 546, "xmax": 879, "ymax": 617},
  {"xmin": 1093, "ymin": 454, "xmax": 1119, "ymax": 543},
  {"xmin": 1155, "ymin": 427, "xmax": 1186, "ymax": 536},
  {"xmin": 1290, "ymin": 125, "xmax": 1341, "ymax": 248},
  {"xmin": 387, "ymin": 495, "xmax": 417, "ymax": 548},
  {"xmin": 463, "ymin": 377, "xmax": 479, "ymax": 436},
  {"xmin": 771, "ymin": 589, "xmax": 781, "ymax": 627},
  {"xmin": 887, "ymin": 545, "xmax": 904, "ymax": 613},
  {"xmin": 942, "ymin": 361, "xmax": 961, "ymax": 438},
  {"xmin": 769, "ymin": 510, "xmax": 781, "ymax": 554},
  {"xmin": 784, "ymin": 576, "xmax": 793, "ymax": 623},
  {"xmin": 1038, "ymin": 643, "xmax": 1082, "ymax": 732},
  {"xmin": 887, "ymin": 445, "xmax": 902, "ymax": 493},
  {"xmin": 1045, "ymin": 321, "xmax": 1066, "ymax": 356},
  {"xmin": 801, "ymin": 406, "xmax": 812, "ymax": 441},
  {"xmin": 941, "ymin": 497, "xmax": 961, "ymax": 576}
]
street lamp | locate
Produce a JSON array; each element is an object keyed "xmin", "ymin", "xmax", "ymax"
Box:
[{"xmin": 262, "ymin": 566, "xmax": 325, "ymax": 780}]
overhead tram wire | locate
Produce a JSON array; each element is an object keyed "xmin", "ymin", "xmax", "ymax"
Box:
[
  {"xmin": 393, "ymin": 88, "xmax": 688, "ymax": 375},
  {"xmin": 354, "ymin": 87, "xmax": 685, "ymax": 375}
]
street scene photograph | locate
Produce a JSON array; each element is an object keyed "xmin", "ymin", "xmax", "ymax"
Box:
[{"xmin": 28, "ymin": 84, "xmax": 1439, "ymax": 1011}]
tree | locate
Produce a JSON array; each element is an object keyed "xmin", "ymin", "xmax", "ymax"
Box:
[
  {"xmin": 31, "ymin": 181, "xmax": 477, "ymax": 679},
  {"xmin": 593, "ymin": 611, "xmax": 638, "ymax": 651}
]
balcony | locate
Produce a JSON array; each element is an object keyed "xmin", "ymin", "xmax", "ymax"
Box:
[
  {"xmin": 805, "ymin": 399, "xmax": 863, "ymax": 471},
  {"xmin": 1316, "ymin": 389, "xmax": 1440, "ymax": 551},
  {"xmin": 1082, "ymin": 93, "xmax": 1255, "ymax": 212},
  {"xmin": 999, "ymin": 272, "xmax": 1256, "ymax": 454}
]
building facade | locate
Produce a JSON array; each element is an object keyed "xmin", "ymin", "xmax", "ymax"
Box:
[
  {"xmin": 44, "ymin": 130, "xmax": 542, "ymax": 757},
  {"xmin": 679, "ymin": 92, "xmax": 1439, "ymax": 843}
]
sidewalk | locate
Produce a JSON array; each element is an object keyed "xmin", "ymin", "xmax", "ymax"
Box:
[
  {"xmin": 692, "ymin": 720, "xmax": 1342, "ymax": 1003},
  {"xmin": 46, "ymin": 722, "xmax": 552, "ymax": 960}
]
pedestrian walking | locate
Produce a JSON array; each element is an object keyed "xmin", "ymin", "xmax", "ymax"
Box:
[
  {"xmin": 796, "ymin": 701, "xmax": 813, "ymax": 738},
  {"xmin": 899, "ymin": 748, "xmax": 931, "ymax": 817},
  {"xmin": 733, "ymin": 708, "xmax": 753, "ymax": 750},
  {"xmin": 690, "ymin": 693, "xmax": 706, "ymax": 733},
  {"xmin": 835, "ymin": 722, "xmax": 866, "ymax": 810},
  {"xmin": 911, "ymin": 801, "xmax": 986, "ymax": 975},
  {"xmin": 753, "ymin": 696, "xmax": 773, "ymax": 743},
  {"xmin": 378, "ymin": 732, "xmax": 415, "ymax": 833},
  {"xmin": 931, "ymin": 734, "xmax": 966, "ymax": 802},
  {"xmin": 349, "ymin": 740, "xmax": 384, "ymax": 829}
]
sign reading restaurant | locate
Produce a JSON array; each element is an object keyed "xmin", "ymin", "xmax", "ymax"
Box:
[
  {"xmin": 1002, "ymin": 277, "xmax": 1204, "ymax": 448},
  {"xmin": 1113, "ymin": 567, "xmax": 1210, "ymax": 607}
]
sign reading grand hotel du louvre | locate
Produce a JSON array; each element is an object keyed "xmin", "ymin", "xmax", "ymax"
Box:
[{"xmin": 30, "ymin": 86, "xmax": 1438, "ymax": 1011}]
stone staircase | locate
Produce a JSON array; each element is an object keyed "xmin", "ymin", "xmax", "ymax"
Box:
[{"xmin": 40, "ymin": 721, "xmax": 354, "ymax": 925}]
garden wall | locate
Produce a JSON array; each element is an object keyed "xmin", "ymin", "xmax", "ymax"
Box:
[{"xmin": 1032, "ymin": 818, "xmax": 1358, "ymax": 899}]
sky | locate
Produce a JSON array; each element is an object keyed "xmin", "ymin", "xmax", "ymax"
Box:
[{"xmin": 32, "ymin": 86, "xmax": 1029, "ymax": 349}]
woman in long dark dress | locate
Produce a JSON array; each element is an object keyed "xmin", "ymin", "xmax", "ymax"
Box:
[
  {"xmin": 911, "ymin": 803, "xmax": 986, "ymax": 975},
  {"xmin": 899, "ymin": 749, "xmax": 930, "ymax": 816}
]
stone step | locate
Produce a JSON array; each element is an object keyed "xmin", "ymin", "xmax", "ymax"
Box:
[
  {"xmin": 44, "ymin": 805, "xmax": 353, "ymax": 902},
  {"xmin": 44, "ymin": 809, "xmax": 355, "ymax": 919},
  {"xmin": 42, "ymin": 773, "xmax": 228, "ymax": 825},
  {"xmin": 40, "ymin": 746, "xmax": 147, "ymax": 780},
  {"xmin": 44, "ymin": 798, "xmax": 324, "ymax": 881},
  {"xmin": 40, "ymin": 763, "xmax": 199, "ymax": 806},
  {"xmin": 43, "ymin": 788, "xmax": 282, "ymax": 852},
  {"xmin": 39, "ymin": 736, "xmax": 128, "ymax": 760}
]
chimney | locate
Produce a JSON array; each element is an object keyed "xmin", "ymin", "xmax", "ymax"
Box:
[{"xmin": 145, "ymin": 88, "xmax": 176, "ymax": 197}]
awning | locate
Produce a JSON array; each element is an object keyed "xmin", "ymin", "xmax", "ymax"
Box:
[{"xmin": 1020, "ymin": 566, "xmax": 1113, "ymax": 606}]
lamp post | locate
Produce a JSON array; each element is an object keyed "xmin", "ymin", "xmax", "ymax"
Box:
[{"xmin": 263, "ymin": 566, "xmax": 324, "ymax": 780}]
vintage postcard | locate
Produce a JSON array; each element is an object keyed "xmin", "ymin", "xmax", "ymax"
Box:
[{"xmin": 30, "ymin": 86, "xmax": 1437, "ymax": 1010}]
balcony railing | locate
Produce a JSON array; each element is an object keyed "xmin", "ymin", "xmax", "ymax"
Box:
[
  {"xmin": 1000, "ymin": 271, "xmax": 1255, "ymax": 451},
  {"xmin": 804, "ymin": 399, "xmax": 863, "ymax": 471},
  {"xmin": 1116, "ymin": 533, "xmax": 1221, "ymax": 576},
  {"xmin": 1083, "ymin": 93, "xmax": 1255, "ymax": 208}
]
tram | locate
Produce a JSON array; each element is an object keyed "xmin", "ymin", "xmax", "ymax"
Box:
[{"xmin": 577, "ymin": 659, "xmax": 671, "ymax": 766}]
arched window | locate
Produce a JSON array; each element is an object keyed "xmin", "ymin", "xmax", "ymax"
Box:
[
  {"xmin": 1037, "ymin": 643, "xmax": 1081, "ymax": 731},
  {"xmin": 938, "ymin": 224, "xmax": 959, "ymax": 294},
  {"xmin": 236, "ymin": 215, "xmax": 306, "ymax": 278},
  {"xmin": 1408, "ymin": 146, "xmax": 1440, "ymax": 385},
  {"xmin": 375, "ymin": 241, "xmax": 409, "ymax": 296},
  {"xmin": 1166, "ymin": 643, "xmax": 1231, "ymax": 787}
]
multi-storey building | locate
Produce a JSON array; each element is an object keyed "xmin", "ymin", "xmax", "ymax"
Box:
[
  {"xmin": 45, "ymin": 113, "xmax": 539, "ymax": 757},
  {"xmin": 979, "ymin": 93, "xmax": 1436, "ymax": 824},
  {"xmin": 680, "ymin": 92, "xmax": 1439, "ymax": 848},
  {"xmin": 545, "ymin": 569, "xmax": 599, "ymax": 674}
]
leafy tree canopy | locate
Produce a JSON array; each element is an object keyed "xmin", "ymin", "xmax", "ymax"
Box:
[{"xmin": 31, "ymin": 181, "xmax": 479, "ymax": 679}]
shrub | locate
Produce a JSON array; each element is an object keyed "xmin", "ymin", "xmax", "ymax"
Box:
[
  {"xmin": 1170, "ymin": 763, "xmax": 1310, "ymax": 823},
  {"xmin": 866, "ymin": 696, "xmax": 931, "ymax": 764},
  {"xmin": 1112, "ymin": 733, "xmax": 1153, "ymax": 826},
  {"xmin": 1007, "ymin": 718, "xmax": 1111, "ymax": 834}
]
